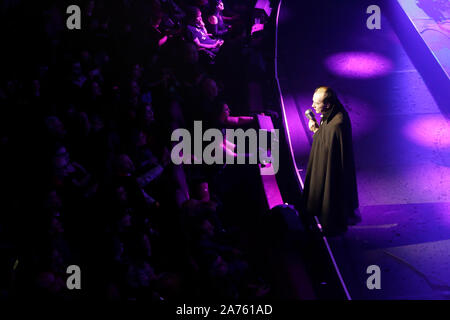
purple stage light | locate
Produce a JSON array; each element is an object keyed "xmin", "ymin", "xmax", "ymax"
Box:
[
  {"xmin": 403, "ymin": 115, "xmax": 450, "ymax": 148},
  {"xmin": 325, "ymin": 52, "xmax": 394, "ymax": 79}
]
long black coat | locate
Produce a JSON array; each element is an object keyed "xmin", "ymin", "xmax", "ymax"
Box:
[{"xmin": 302, "ymin": 105, "xmax": 359, "ymax": 235}]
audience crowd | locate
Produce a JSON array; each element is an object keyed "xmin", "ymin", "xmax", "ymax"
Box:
[{"xmin": 0, "ymin": 0, "xmax": 276, "ymax": 300}]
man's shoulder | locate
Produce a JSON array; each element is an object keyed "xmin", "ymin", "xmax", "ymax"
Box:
[
  {"xmin": 186, "ymin": 25, "xmax": 200, "ymax": 40},
  {"xmin": 327, "ymin": 112, "xmax": 351, "ymax": 134},
  {"xmin": 187, "ymin": 25, "xmax": 199, "ymax": 33},
  {"xmin": 327, "ymin": 112, "xmax": 344, "ymax": 127}
]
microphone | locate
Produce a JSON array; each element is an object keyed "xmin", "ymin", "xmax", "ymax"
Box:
[
  {"xmin": 305, "ymin": 109, "xmax": 319, "ymax": 132},
  {"xmin": 305, "ymin": 109, "xmax": 317, "ymax": 123}
]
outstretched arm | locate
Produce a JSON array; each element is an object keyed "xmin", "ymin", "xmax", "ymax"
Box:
[
  {"xmin": 193, "ymin": 37, "xmax": 221, "ymax": 49},
  {"xmin": 223, "ymin": 115, "xmax": 254, "ymax": 126}
]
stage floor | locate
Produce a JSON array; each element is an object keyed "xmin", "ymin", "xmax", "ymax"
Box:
[{"xmin": 277, "ymin": 0, "xmax": 450, "ymax": 299}]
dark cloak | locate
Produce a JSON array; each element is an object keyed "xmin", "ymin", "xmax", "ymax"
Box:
[{"xmin": 301, "ymin": 104, "xmax": 359, "ymax": 235}]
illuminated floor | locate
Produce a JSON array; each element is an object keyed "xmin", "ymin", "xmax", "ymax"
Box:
[{"xmin": 277, "ymin": 0, "xmax": 450, "ymax": 299}]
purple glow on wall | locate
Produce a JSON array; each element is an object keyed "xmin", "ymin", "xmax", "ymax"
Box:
[
  {"xmin": 324, "ymin": 52, "xmax": 394, "ymax": 78},
  {"xmin": 403, "ymin": 115, "xmax": 450, "ymax": 148}
]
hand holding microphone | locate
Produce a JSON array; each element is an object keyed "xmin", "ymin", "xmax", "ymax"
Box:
[{"xmin": 305, "ymin": 109, "xmax": 319, "ymax": 133}]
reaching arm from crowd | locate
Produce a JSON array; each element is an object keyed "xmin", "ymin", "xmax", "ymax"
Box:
[
  {"xmin": 222, "ymin": 115, "xmax": 254, "ymax": 126},
  {"xmin": 193, "ymin": 37, "xmax": 223, "ymax": 49}
]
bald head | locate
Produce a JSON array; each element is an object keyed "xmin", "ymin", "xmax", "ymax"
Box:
[{"xmin": 312, "ymin": 86, "xmax": 339, "ymax": 114}]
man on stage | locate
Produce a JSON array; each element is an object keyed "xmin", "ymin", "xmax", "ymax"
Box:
[{"xmin": 302, "ymin": 86, "xmax": 360, "ymax": 236}]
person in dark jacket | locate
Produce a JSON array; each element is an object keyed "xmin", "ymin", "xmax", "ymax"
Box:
[
  {"xmin": 302, "ymin": 86, "xmax": 360, "ymax": 236},
  {"xmin": 205, "ymin": 0, "xmax": 230, "ymax": 38}
]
